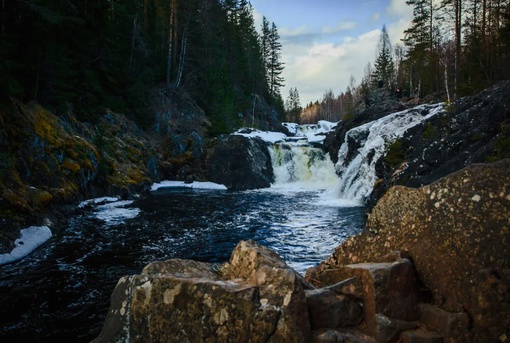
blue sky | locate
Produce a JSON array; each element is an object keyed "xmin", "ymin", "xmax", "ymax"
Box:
[{"xmin": 249, "ymin": 0, "xmax": 413, "ymax": 105}]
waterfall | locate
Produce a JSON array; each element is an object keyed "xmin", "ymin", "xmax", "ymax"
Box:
[
  {"xmin": 269, "ymin": 142, "xmax": 338, "ymax": 187},
  {"xmin": 335, "ymin": 103, "xmax": 445, "ymax": 201}
]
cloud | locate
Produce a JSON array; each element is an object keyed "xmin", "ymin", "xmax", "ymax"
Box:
[
  {"xmin": 322, "ymin": 21, "xmax": 357, "ymax": 35},
  {"xmin": 386, "ymin": 0, "xmax": 413, "ymax": 19},
  {"xmin": 282, "ymin": 29, "xmax": 381, "ymax": 105}
]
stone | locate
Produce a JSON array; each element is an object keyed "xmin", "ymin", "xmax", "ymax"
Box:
[
  {"xmin": 93, "ymin": 240, "xmax": 311, "ymax": 343},
  {"xmin": 221, "ymin": 240, "xmax": 312, "ymax": 342},
  {"xmin": 375, "ymin": 313, "xmax": 418, "ymax": 343},
  {"xmin": 326, "ymin": 277, "xmax": 364, "ymax": 299},
  {"xmin": 312, "ymin": 328, "xmax": 377, "ymax": 343},
  {"xmin": 308, "ymin": 159, "xmax": 510, "ymax": 342},
  {"xmin": 305, "ymin": 288, "xmax": 363, "ymax": 329},
  {"xmin": 400, "ymin": 329, "xmax": 444, "ymax": 343},
  {"xmin": 419, "ymin": 304, "xmax": 469, "ymax": 343},
  {"xmin": 339, "ymin": 259, "xmax": 419, "ymax": 336},
  {"xmin": 208, "ymin": 135, "xmax": 274, "ymax": 190}
]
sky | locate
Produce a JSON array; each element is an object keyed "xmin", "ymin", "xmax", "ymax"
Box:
[{"xmin": 249, "ymin": 0, "xmax": 414, "ymax": 105}]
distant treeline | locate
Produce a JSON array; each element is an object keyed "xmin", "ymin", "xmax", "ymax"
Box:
[
  {"xmin": 0, "ymin": 0, "xmax": 285, "ymax": 133},
  {"xmin": 298, "ymin": 0, "xmax": 510, "ymax": 124}
]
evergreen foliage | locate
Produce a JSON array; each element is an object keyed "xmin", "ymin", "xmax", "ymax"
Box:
[
  {"xmin": 0, "ymin": 0, "xmax": 285, "ymax": 133},
  {"xmin": 284, "ymin": 87, "xmax": 301, "ymax": 123},
  {"xmin": 372, "ymin": 25, "xmax": 395, "ymax": 89}
]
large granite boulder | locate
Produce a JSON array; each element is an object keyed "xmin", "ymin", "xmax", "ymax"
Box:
[
  {"xmin": 307, "ymin": 159, "xmax": 510, "ymax": 342},
  {"xmin": 208, "ymin": 135, "xmax": 274, "ymax": 191},
  {"xmin": 93, "ymin": 240, "xmax": 311, "ymax": 343}
]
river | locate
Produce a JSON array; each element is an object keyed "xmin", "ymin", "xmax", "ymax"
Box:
[{"xmin": 0, "ymin": 182, "xmax": 365, "ymax": 342}]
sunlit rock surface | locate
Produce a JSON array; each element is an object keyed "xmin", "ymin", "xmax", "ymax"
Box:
[
  {"xmin": 93, "ymin": 240, "xmax": 312, "ymax": 343},
  {"xmin": 308, "ymin": 159, "xmax": 510, "ymax": 342}
]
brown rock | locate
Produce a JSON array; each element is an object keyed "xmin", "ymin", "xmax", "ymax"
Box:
[
  {"xmin": 400, "ymin": 329, "xmax": 444, "ymax": 343},
  {"xmin": 305, "ymin": 288, "xmax": 363, "ymax": 329},
  {"xmin": 308, "ymin": 159, "xmax": 510, "ymax": 342},
  {"xmin": 419, "ymin": 304, "xmax": 469, "ymax": 343},
  {"xmin": 339, "ymin": 259, "xmax": 419, "ymax": 336},
  {"xmin": 312, "ymin": 328, "xmax": 377, "ymax": 343},
  {"xmin": 93, "ymin": 240, "xmax": 311, "ymax": 343},
  {"xmin": 375, "ymin": 313, "xmax": 418, "ymax": 343}
]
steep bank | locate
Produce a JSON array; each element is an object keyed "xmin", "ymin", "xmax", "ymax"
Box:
[
  {"xmin": 308, "ymin": 159, "xmax": 510, "ymax": 342},
  {"xmin": 0, "ymin": 87, "xmax": 286, "ymax": 255},
  {"xmin": 93, "ymin": 159, "xmax": 509, "ymax": 342},
  {"xmin": 324, "ymin": 81, "xmax": 510, "ymax": 209}
]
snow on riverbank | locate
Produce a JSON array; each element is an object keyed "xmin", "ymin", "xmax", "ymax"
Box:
[
  {"xmin": 232, "ymin": 129, "xmax": 287, "ymax": 144},
  {"xmin": 151, "ymin": 181, "xmax": 227, "ymax": 191},
  {"xmin": 78, "ymin": 196, "xmax": 141, "ymax": 226},
  {"xmin": 336, "ymin": 103, "xmax": 445, "ymax": 200},
  {"xmin": 0, "ymin": 226, "xmax": 52, "ymax": 265}
]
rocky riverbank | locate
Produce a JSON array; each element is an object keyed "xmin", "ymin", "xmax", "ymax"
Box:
[
  {"xmin": 93, "ymin": 158, "xmax": 510, "ymax": 342},
  {"xmin": 0, "ymin": 88, "xmax": 285, "ymax": 255}
]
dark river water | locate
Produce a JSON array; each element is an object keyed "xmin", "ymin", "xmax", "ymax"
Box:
[{"xmin": 0, "ymin": 186, "xmax": 365, "ymax": 342}]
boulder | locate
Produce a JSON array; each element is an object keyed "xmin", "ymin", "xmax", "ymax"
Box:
[
  {"xmin": 307, "ymin": 159, "xmax": 510, "ymax": 342},
  {"xmin": 208, "ymin": 135, "xmax": 274, "ymax": 190},
  {"xmin": 400, "ymin": 329, "xmax": 444, "ymax": 343},
  {"xmin": 339, "ymin": 260, "xmax": 420, "ymax": 336},
  {"xmin": 418, "ymin": 304, "xmax": 469, "ymax": 343},
  {"xmin": 93, "ymin": 240, "xmax": 311, "ymax": 343},
  {"xmin": 305, "ymin": 288, "xmax": 363, "ymax": 329}
]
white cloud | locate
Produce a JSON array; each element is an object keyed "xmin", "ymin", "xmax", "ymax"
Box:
[
  {"xmin": 322, "ymin": 21, "xmax": 357, "ymax": 35},
  {"xmin": 282, "ymin": 29, "xmax": 381, "ymax": 105},
  {"xmin": 386, "ymin": 0, "xmax": 413, "ymax": 19}
]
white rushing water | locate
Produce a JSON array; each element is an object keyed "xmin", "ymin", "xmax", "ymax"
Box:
[{"xmin": 335, "ymin": 103, "xmax": 444, "ymax": 200}]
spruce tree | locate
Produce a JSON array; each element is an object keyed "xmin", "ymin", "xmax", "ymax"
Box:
[{"xmin": 372, "ymin": 25, "xmax": 395, "ymax": 89}]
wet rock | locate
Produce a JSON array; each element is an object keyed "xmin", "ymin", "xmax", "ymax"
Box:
[
  {"xmin": 309, "ymin": 159, "xmax": 510, "ymax": 342},
  {"xmin": 208, "ymin": 135, "xmax": 274, "ymax": 190}
]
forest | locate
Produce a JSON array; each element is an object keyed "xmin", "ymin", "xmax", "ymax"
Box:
[
  {"xmin": 298, "ymin": 0, "xmax": 510, "ymax": 124},
  {"xmin": 0, "ymin": 0, "xmax": 285, "ymax": 134}
]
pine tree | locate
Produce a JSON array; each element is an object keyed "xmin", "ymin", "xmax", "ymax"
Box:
[
  {"xmin": 266, "ymin": 22, "xmax": 285, "ymax": 99},
  {"xmin": 372, "ymin": 25, "xmax": 395, "ymax": 89},
  {"xmin": 285, "ymin": 87, "xmax": 301, "ymax": 123}
]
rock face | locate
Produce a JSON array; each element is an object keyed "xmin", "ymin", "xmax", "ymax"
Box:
[
  {"xmin": 308, "ymin": 159, "xmax": 510, "ymax": 342},
  {"xmin": 93, "ymin": 240, "xmax": 312, "ymax": 343},
  {"xmin": 324, "ymin": 81, "xmax": 510, "ymax": 210},
  {"xmin": 208, "ymin": 135, "xmax": 274, "ymax": 191},
  {"xmin": 95, "ymin": 239, "xmax": 429, "ymax": 343}
]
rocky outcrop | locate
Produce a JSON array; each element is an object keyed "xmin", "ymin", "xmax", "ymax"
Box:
[
  {"xmin": 207, "ymin": 135, "xmax": 274, "ymax": 191},
  {"xmin": 93, "ymin": 240, "xmax": 312, "ymax": 343},
  {"xmin": 308, "ymin": 159, "xmax": 510, "ymax": 342},
  {"xmin": 95, "ymin": 239, "xmax": 433, "ymax": 343},
  {"xmin": 0, "ymin": 100, "xmax": 158, "ymax": 251},
  {"xmin": 324, "ymin": 81, "xmax": 510, "ymax": 210}
]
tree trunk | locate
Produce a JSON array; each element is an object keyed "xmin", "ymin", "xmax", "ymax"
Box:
[
  {"xmin": 454, "ymin": 0, "xmax": 462, "ymax": 99},
  {"xmin": 175, "ymin": 14, "xmax": 190, "ymax": 89},
  {"xmin": 130, "ymin": 13, "xmax": 138, "ymax": 67},
  {"xmin": 166, "ymin": 0, "xmax": 175, "ymax": 88}
]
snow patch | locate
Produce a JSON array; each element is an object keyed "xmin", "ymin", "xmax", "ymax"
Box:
[
  {"xmin": 94, "ymin": 200, "xmax": 140, "ymax": 225},
  {"xmin": 0, "ymin": 226, "xmax": 52, "ymax": 265},
  {"xmin": 78, "ymin": 196, "xmax": 119, "ymax": 208},
  {"xmin": 151, "ymin": 181, "xmax": 227, "ymax": 191},
  {"xmin": 233, "ymin": 129, "xmax": 287, "ymax": 143},
  {"xmin": 336, "ymin": 103, "xmax": 444, "ymax": 200}
]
